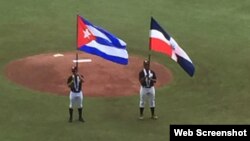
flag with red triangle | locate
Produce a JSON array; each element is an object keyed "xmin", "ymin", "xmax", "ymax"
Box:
[{"xmin": 77, "ymin": 15, "xmax": 128, "ymax": 65}]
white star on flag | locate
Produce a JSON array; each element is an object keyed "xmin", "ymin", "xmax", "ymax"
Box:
[{"xmin": 83, "ymin": 29, "xmax": 91, "ymax": 39}]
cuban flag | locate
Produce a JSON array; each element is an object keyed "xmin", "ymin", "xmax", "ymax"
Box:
[
  {"xmin": 150, "ymin": 17, "xmax": 195, "ymax": 77},
  {"xmin": 77, "ymin": 15, "xmax": 128, "ymax": 65}
]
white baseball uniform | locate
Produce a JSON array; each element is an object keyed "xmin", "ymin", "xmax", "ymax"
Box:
[
  {"xmin": 67, "ymin": 67, "xmax": 85, "ymax": 122},
  {"xmin": 68, "ymin": 74, "xmax": 83, "ymax": 108},
  {"xmin": 139, "ymin": 69, "xmax": 156, "ymax": 108}
]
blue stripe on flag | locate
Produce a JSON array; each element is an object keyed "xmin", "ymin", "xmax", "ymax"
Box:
[
  {"xmin": 79, "ymin": 46, "xmax": 128, "ymax": 65},
  {"xmin": 95, "ymin": 27, "xmax": 125, "ymax": 48},
  {"xmin": 81, "ymin": 17, "xmax": 125, "ymax": 49},
  {"xmin": 151, "ymin": 17, "xmax": 171, "ymax": 41},
  {"xmin": 95, "ymin": 37, "xmax": 122, "ymax": 48},
  {"xmin": 176, "ymin": 54, "xmax": 195, "ymax": 77}
]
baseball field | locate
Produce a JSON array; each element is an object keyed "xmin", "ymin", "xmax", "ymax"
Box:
[{"xmin": 0, "ymin": 0, "xmax": 250, "ymax": 141}]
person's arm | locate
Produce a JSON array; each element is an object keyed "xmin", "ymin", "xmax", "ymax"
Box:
[
  {"xmin": 139, "ymin": 71, "xmax": 146, "ymax": 84},
  {"xmin": 67, "ymin": 76, "xmax": 73, "ymax": 88}
]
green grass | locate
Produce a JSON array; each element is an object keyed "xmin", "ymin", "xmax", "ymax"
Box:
[{"xmin": 0, "ymin": 0, "xmax": 250, "ymax": 140}]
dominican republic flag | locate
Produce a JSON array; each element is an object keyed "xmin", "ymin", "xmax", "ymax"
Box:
[
  {"xmin": 77, "ymin": 15, "xmax": 128, "ymax": 65},
  {"xmin": 150, "ymin": 17, "xmax": 195, "ymax": 77}
]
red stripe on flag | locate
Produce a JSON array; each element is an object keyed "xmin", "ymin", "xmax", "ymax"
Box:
[{"xmin": 150, "ymin": 38, "xmax": 173, "ymax": 57}]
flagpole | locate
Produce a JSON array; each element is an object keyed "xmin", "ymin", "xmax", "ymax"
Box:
[
  {"xmin": 76, "ymin": 14, "xmax": 79, "ymax": 70},
  {"xmin": 148, "ymin": 17, "xmax": 152, "ymax": 69},
  {"xmin": 148, "ymin": 34, "xmax": 151, "ymax": 68}
]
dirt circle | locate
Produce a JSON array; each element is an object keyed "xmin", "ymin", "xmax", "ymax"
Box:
[{"xmin": 4, "ymin": 52, "xmax": 172, "ymax": 97}]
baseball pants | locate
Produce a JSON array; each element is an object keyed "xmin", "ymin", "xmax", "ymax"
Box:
[
  {"xmin": 139, "ymin": 86, "xmax": 155, "ymax": 108},
  {"xmin": 69, "ymin": 91, "xmax": 83, "ymax": 108}
]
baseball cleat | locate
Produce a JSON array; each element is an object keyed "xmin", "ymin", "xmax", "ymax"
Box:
[
  {"xmin": 68, "ymin": 118, "xmax": 73, "ymax": 123},
  {"xmin": 151, "ymin": 115, "xmax": 158, "ymax": 120},
  {"xmin": 79, "ymin": 118, "xmax": 85, "ymax": 122},
  {"xmin": 138, "ymin": 116, "xmax": 144, "ymax": 120}
]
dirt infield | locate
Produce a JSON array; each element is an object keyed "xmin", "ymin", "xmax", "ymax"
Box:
[{"xmin": 4, "ymin": 52, "xmax": 172, "ymax": 97}]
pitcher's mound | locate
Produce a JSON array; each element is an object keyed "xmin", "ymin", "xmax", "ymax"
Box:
[{"xmin": 4, "ymin": 52, "xmax": 172, "ymax": 97}]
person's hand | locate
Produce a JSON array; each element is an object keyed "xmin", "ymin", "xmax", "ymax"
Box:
[
  {"xmin": 151, "ymin": 79, "xmax": 156, "ymax": 83},
  {"xmin": 68, "ymin": 81, "xmax": 74, "ymax": 88},
  {"xmin": 78, "ymin": 74, "xmax": 84, "ymax": 82}
]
